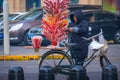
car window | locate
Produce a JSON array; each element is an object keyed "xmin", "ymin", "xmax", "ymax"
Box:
[
  {"xmin": 16, "ymin": 9, "xmax": 43, "ymax": 20},
  {"xmin": 9, "ymin": 14, "xmax": 19, "ymax": 20},
  {"xmin": 117, "ymin": 16, "xmax": 120, "ymax": 20},
  {"xmin": 94, "ymin": 12, "xmax": 115, "ymax": 21},
  {"xmin": 0, "ymin": 14, "xmax": 19, "ymax": 20},
  {"xmin": 36, "ymin": 12, "xmax": 44, "ymax": 20},
  {"xmin": 69, "ymin": 7, "xmax": 82, "ymax": 12},
  {"xmin": 0, "ymin": 17, "xmax": 3, "ymax": 21},
  {"xmin": 0, "ymin": 14, "xmax": 19, "ymax": 23},
  {"xmin": 84, "ymin": 13, "xmax": 95, "ymax": 22}
]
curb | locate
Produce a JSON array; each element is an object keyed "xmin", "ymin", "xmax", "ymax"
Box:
[
  {"xmin": 0, "ymin": 55, "xmax": 41, "ymax": 61},
  {"xmin": 0, "ymin": 54, "xmax": 66, "ymax": 61},
  {"xmin": 0, "ymin": 46, "xmax": 67, "ymax": 61}
]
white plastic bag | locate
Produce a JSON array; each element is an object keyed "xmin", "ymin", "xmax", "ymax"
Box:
[
  {"xmin": 89, "ymin": 39, "xmax": 104, "ymax": 50},
  {"xmin": 88, "ymin": 29, "xmax": 108, "ymax": 58},
  {"xmin": 88, "ymin": 39, "xmax": 104, "ymax": 58}
]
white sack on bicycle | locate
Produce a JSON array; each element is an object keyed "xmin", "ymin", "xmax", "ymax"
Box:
[
  {"xmin": 89, "ymin": 39, "xmax": 104, "ymax": 50},
  {"xmin": 88, "ymin": 39, "xmax": 104, "ymax": 58},
  {"xmin": 88, "ymin": 29, "xmax": 108, "ymax": 58}
]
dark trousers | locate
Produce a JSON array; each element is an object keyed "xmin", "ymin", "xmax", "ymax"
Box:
[{"xmin": 70, "ymin": 47, "xmax": 87, "ymax": 65}]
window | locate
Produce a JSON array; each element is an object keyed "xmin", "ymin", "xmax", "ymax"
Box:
[
  {"xmin": 117, "ymin": 16, "xmax": 120, "ymax": 20},
  {"xmin": 70, "ymin": 0, "xmax": 79, "ymax": 4},
  {"xmin": 0, "ymin": 0, "xmax": 3, "ymax": 13},
  {"xmin": 84, "ymin": 13, "xmax": 94, "ymax": 22},
  {"xmin": 17, "ymin": 9, "xmax": 43, "ymax": 20},
  {"xmin": 95, "ymin": 12, "xmax": 115, "ymax": 21}
]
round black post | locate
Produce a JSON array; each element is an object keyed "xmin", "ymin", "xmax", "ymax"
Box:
[
  {"xmin": 102, "ymin": 65, "xmax": 118, "ymax": 80},
  {"xmin": 39, "ymin": 66, "xmax": 55, "ymax": 80},
  {"xmin": 8, "ymin": 66, "xmax": 24, "ymax": 80},
  {"xmin": 70, "ymin": 65, "xmax": 88, "ymax": 80},
  {"xmin": 100, "ymin": 56, "xmax": 118, "ymax": 80}
]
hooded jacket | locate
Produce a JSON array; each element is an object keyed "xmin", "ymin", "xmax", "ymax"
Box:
[
  {"xmin": 69, "ymin": 10, "xmax": 89, "ymax": 43},
  {"xmin": 69, "ymin": 10, "xmax": 89, "ymax": 59}
]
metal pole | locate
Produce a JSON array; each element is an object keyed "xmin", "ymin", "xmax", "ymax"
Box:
[{"xmin": 3, "ymin": 0, "xmax": 10, "ymax": 55}]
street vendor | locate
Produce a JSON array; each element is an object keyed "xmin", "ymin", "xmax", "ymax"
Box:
[{"xmin": 68, "ymin": 10, "xmax": 89, "ymax": 65}]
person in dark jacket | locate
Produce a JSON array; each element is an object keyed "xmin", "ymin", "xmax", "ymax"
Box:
[{"xmin": 68, "ymin": 10, "xmax": 89, "ymax": 65}]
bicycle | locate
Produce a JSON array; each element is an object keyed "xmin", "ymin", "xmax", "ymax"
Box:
[{"xmin": 38, "ymin": 30, "xmax": 108, "ymax": 80}]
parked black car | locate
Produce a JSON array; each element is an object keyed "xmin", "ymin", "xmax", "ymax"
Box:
[
  {"xmin": 28, "ymin": 10, "xmax": 120, "ymax": 45},
  {"xmin": 84, "ymin": 10, "xmax": 120, "ymax": 43}
]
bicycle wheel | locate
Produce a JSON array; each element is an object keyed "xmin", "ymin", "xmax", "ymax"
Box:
[{"xmin": 38, "ymin": 50, "xmax": 74, "ymax": 80}]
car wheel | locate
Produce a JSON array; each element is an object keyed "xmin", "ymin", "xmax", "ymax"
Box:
[
  {"xmin": 24, "ymin": 32, "xmax": 32, "ymax": 45},
  {"xmin": 114, "ymin": 30, "xmax": 120, "ymax": 44}
]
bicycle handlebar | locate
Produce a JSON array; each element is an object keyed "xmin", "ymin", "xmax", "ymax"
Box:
[{"xmin": 61, "ymin": 29, "xmax": 103, "ymax": 47}]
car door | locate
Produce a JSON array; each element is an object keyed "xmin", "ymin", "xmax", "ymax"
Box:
[{"xmin": 94, "ymin": 12, "xmax": 117, "ymax": 40}]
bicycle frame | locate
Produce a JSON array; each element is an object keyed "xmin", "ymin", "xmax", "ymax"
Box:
[
  {"xmin": 38, "ymin": 29, "xmax": 108, "ymax": 76},
  {"xmin": 52, "ymin": 48, "xmax": 99, "ymax": 68}
]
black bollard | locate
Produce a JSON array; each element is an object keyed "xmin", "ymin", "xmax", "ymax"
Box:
[
  {"xmin": 102, "ymin": 65, "xmax": 118, "ymax": 80},
  {"xmin": 39, "ymin": 66, "xmax": 55, "ymax": 80},
  {"xmin": 70, "ymin": 65, "xmax": 87, "ymax": 80},
  {"xmin": 8, "ymin": 66, "xmax": 24, "ymax": 80}
]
